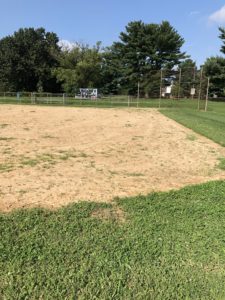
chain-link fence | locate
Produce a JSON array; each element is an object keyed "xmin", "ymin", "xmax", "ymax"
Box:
[{"xmin": 0, "ymin": 68, "xmax": 217, "ymax": 111}]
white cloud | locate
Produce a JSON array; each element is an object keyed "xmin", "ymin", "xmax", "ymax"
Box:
[
  {"xmin": 209, "ymin": 5, "xmax": 225, "ymax": 24},
  {"xmin": 58, "ymin": 39, "xmax": 78, "ymax": 51}
]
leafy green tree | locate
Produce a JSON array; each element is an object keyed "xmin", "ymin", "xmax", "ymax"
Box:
[
  {"xmin": 0, "ymin": 28, "xmax": 60, "ymax": 92},
  {"xmin": 204, "ymin": 56, "xmax": 225, "ymax": 97},
  {"xmin": 201, "ymin": 28, "xmax": 225, "ymax": 99},
  {"xmin": 54, "ymin": 42, "xmax": 102, "ymax": 93}
]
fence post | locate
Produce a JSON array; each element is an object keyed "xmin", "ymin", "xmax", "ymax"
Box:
[
  {"xmin": 32, "ymin": 92, "xmax": 36, "ymax": 104},
  {"xmin": 159, "ymin": 69, "xmax": 163, "ymax": 108},
  {"xmin": 205, "ymin": 77, "xmax": 210, "ymax": 112},
  {"xmin": 178, "ymin": 68, "xmax": 182, "ymax": 100},
  {"xmin": 192, "ymin": 66, "xmax": 196, "ymax": 100},
  {"xmin": 137, "ymin": 82, "xmax": 140, "ymax": 100},
  {"xmin": 198, "ymin": 68, "xmax": 203, "ymax": 110}
]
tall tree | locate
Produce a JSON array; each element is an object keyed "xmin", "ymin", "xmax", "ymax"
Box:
[
  {"xmin": 100, "ymin": 46, "xmax": 125, "ymax": 94},
  {"xmin": 0, "ymin": 28, "xmax": 60, "ymax": 92},
  {"xmin": 201, "ymin": 28, "xmax": 225, "ymax": 98},
  {"xmin": 219, "ymin": 27, "xmax": 225, "ymax": 54},
  {"xmin": 204, "ymin": 56, "xmax": 225, "ymax": 97},
  {"xmin": 105, "ymin": 21, "xmax": 186, "ymax": 96}
]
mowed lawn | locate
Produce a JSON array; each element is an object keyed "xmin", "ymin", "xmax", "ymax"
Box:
[
  {"xmin": 161, "ymin": 101, "xmax": 225, "ymax": 146},
  {"xmin": 1, "ymin": 101, "xmax": 225, "ymax": 299},
  {"xmin": 1, "ymin": 181, "xmax": 225, "ymax": 299}
]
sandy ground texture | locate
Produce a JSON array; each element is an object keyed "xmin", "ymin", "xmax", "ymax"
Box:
[{"xmin": 0, "ymin": 105, "xmax": 225, "ymax": 212}]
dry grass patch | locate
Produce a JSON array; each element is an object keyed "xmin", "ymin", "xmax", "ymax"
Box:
[
  {"xmin": 91, "ymin": 205, "xmax": 126, "ymax": 223},
  {"xmin": 0, "ymin": 105, "xmax": 225, "ymax": 212}
]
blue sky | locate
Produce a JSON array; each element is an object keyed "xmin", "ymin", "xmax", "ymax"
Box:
[{"xmin": 1, "ymin": 0, "xmax": 225, "ymax": 66}]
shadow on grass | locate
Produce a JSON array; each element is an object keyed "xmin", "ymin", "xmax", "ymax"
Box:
[{"xmin": 1, "ymin": 181, "xmax": 225, "ymax": 299}]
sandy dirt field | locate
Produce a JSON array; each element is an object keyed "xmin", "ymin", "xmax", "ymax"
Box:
[{"xmin": 0, "ymin": 105, "xmax": 225, "ymax": 212}]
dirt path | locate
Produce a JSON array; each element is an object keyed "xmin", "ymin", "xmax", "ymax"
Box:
[{"xmin": 0, "ymin": 105, "xmax": 225, "ymax": 212}]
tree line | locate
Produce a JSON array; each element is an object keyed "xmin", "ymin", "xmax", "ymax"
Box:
[{"xmin": 0, "ymin": 21, "xmax": 224, "ymax": 97}]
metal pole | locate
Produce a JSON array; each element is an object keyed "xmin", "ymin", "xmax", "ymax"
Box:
[
  {"xmin": 159, "ymin": 69, "xmax": 163, "ymax": 108},
  {"xmin": 205, "ymin": 77, "xmax": 210, "ymax": 112},
  {"xmin": 198, "ymin": 68, "xmax": 203, "ymax": 110}
]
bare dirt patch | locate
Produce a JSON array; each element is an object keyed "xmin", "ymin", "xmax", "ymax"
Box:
[
  {"xmin": 0, "ymin": 105, "xmax": 225, "ymax": 212},
  {"xmin": 91, "ymin": 206, "xmax": 126, "ymax": 223}
]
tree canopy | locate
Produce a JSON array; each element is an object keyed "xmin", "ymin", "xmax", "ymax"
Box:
[
  {"xmin": 0, "ymin": 22, "xmax": 187, "ymax": 95},
  {"xmin": 201, "ymin": 28, "xmax": 225, "ymax": 98},
  {"xmin": 0, "ymin": 28, "xmax": 61, "ymax": 92},
  {"xmin": 204, "ymin": 56, "xmax": 225, "ymax": 97},
  {"xmin": 0, "ymin": 22, "xmax": 224, "ymax": 99},
  {"xmin": 104, "ymin": 21, "xmax": 186, "ymax": 95},
  {"xmin": 53, "ymin": 42, "xmax": 102, "ymax": 93},
  {"xmin": 219, "ymin": 27, "xmax": 225, "ymax": 55}
]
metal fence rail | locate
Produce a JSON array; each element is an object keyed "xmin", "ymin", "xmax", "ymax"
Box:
[
  {"xmin": 0, "ymin": 67, "xmax": 217, "ymax": 110},
  {"xmin": 0, "ymin": 92, "xmax": 212, "ymax": 111}
]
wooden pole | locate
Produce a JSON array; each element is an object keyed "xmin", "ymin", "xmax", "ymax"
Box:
[
  {"xmin": 192, "ymin": 67, "xmax": 196, "ymax": 100},
  {"xmin": 198, "ymin": 68, "xmax": 203, "ymax": 110},
  {"xmin": 178, "ymin": 68, "xmax": 182, "ymax": 100},
  {"xmin": 137, "ymin": 81, "xmax": 140, "ymax": 100},
  {"xmin": 205, "ymin": 77, "xmax": 210, "ymax": 112},
  {"xmin": 159, "ymin": 69, "xmax": 163, "ymax": 108}
]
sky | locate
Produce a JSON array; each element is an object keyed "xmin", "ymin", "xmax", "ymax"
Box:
[{"xmin": 0, "ymin": 0, "xmax": 225, "ymax": 66}]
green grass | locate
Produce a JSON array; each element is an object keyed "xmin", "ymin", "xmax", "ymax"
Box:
[
  {"xmin": 186, "ymin": 134, "xmax": 197, "ymax": 141},
  {"xmin": 20, "ymin": 158, "xmax": 40, "ymax": 167},
  {"xmin": 217, "ymin": 157, "xmax": 225, "ymax": 170},
  {"xmin": 1, "ymin": 181, "xmax": 225, "ymax": 299},
  {"xmin": 0, "ymin": 163, "xmax": 14, "ymax": 172},
  {"xmin": 0, "ymin": 124, "xmax": 9, "ymax": 128},
  {"xmin": 161, "ymin": 101, "xmax": 225, "ymax": 146},
  {"xmin": 0, "ymin": 96, "xmax": 211, "ymax": 109},
  {"xmin": 0, "ymin": 137, "xmax": 15, "ymax": 141},
  {"xmin": 0, "ymin": 151, "xmax": 83, "ymax": 173}
]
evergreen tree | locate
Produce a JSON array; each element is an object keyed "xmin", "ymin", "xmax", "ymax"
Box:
[{"xmin": 105, "ymin": 21, "xmax": 186, "ymax": 96}]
